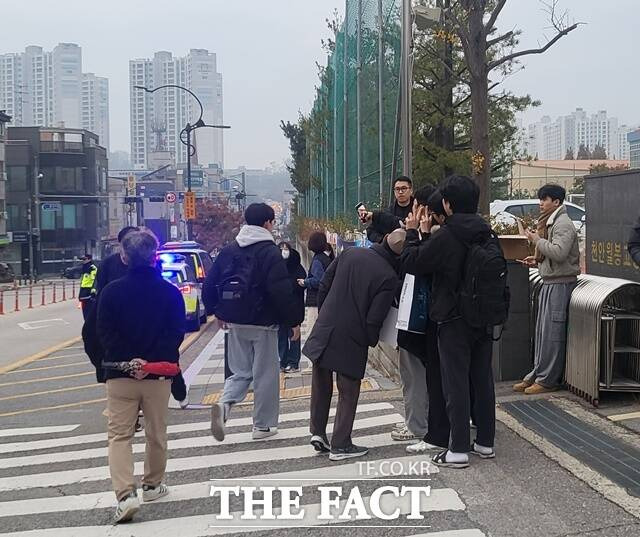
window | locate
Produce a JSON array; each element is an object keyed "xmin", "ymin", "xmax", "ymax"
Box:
[
  {"xmin": 566, "ymin": 205, "xmax": 585, "ymax": 222},
  {"xmin": 521, "ymin": 204, "xmax": 541, "ymax": 217},
  {"xmin": 62, "ymin": 204, "xmax": 76, "ymax": 229},
  {"xmin": 41, "ymin": 208, "xmax": 56, "ymax": 230},
  {"xmin": 7, "ymin": 166, "xmax": 28, "ymax": 192},
  {"xmin": 7, "ymin": 204, "xmax": 27, "ymax": 230},
  {"xmin": 505, "ymin": 205, "xmax": 524, "ymax": 217}
]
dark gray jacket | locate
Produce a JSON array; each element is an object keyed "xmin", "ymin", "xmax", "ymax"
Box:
[{"xmin": 302, "ymin": 244, "xmax": 399, "ymax": 379}]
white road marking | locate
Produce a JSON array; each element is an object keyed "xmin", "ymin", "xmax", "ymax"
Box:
[
  {"xmin": 0, "ymin": 402, "xmax": 394, "ymax": 454},
  {"xmin": 1, "ymin": 488, "xmax": 464, "ymax": 536},
  {"xmin": 0, "ymin": 455, "xmax": 438, "ymax": 518},
  {"xmin": 17, "ymin": 318, "xmax": 69, "ymax": 330},
  {"xmin": 0, "ymin": 414, "xmax": 403, "ymax": 469},
  {"xmin": 182, "ymin": 329, "xmax": 225, "ymax": 388},
  {"xmin": 189, "ymin": 373, "xmax": 225, "ymax": 385},
  {"xmin": 0, "ymin": 433, "xmax": 400, "ymax": 491},
  {"xmin": 0, "ymin": 424, "xmax": 79, "ymax": 438}
]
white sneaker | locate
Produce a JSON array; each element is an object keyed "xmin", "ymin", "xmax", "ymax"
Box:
[
  {"xmin": 142, "ymin": 483, "xmax": 169, "ymax": 502},
  {"xmin": 179, "ymin": 396, "xmax": 189, "ymax": 409},
  {"xmin": 114, "ymin": 492, "xmax": 139, "ymax": 523},
  {"xmin": 406, "ymin": 440, "xmax": 446, "ymax": 454},
  {"xmin": 252, "ymin": 427, "xmax": 278, "ymax": 440},
  {"xmin": 391, "ymin": 424, "xmax": 419, "ymax": 441},
  {"xmin": 211, "ymin": 403, "xmax": 226, "ymax": 441}
]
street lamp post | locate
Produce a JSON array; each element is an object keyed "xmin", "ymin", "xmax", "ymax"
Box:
[{"xmin": 133, "ymin": 84, "xmax": 230, "ymax": 239}]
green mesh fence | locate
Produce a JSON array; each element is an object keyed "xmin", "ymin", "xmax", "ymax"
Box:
[{"xmin": 304, "ymin": 0, "xmax": 402, "ymax": 220}]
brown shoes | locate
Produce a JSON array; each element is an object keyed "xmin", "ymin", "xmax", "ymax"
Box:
[
  {"xmin": 513, "ymin": 380, "xmax": 533, "ymax": 392},
  {"xmin": 524, "ymin": 383, "xmax": 558, "ymax": 395}
]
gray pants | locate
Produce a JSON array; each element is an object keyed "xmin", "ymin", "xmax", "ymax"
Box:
[
  {"xmin": 221, "ymin": 325, "xmax": 280, "ymax": 428},
  {"xmin": 525, "ymin": 281, "xmax": 577, "ymax": 388},
  {"xmin": 398, "ymin": 348, "xmax": 428, "ymax": 436}
]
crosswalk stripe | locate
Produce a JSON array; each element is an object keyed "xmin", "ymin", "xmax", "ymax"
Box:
[
  {"xmin": 3, "ymin": 361, "xmax": 88, "ymax": 374},
  {"xmin": 190, "ymin": 373, "xmax": 225, "ymax": 385},
  {"xmin": 0, "ymin": 424, "xmax": 79, "ymax": 438},
  {"xmin": 1, "ymin": 488, "xmax": 465, "ymax": 536},
  {"xmin": 0, "ymin": 433, "xmax": 398, "ymax": 492},
  {"xmin": 0, "ymin": 402, "xmax": 394, "ymax": 453},
  {"xmin": 0, "ymin": 455, "xmax": 438, "ymax": 518},
  {"xmin": 406, "ymin": 532, "xmax": 486, "ymax": 537},
  {"xmin": 0, "ymin": 371, "xmax": 94, "ymax": 387},
  {"xmin": 0, "ymin": 414, "xmax": 403, "ymax": 470}
]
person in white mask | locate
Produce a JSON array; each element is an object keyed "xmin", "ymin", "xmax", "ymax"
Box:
[{"xmin": 278, "ymin": 242, "xmax": 307, "ymax": 373}]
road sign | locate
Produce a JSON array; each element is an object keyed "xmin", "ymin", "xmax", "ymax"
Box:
[
  {"xmin": 184, "ymin": 191, "xmax": 196, "ymax": 220},
  {"xmin": 165, "ymin": 191, "xmax": 177, "ymax": 203},
  {"xmin": 11, "ymin": 231, "xmax": 29, "ymax": 243},
  {"xmin": 41, "ymin": 202, "xmax": 61, "ymax": 212}
]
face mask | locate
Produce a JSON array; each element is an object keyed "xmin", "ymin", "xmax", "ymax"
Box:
[{"xmin": 282, "ymin": 250, "xmax": 290, "ymax": 260}]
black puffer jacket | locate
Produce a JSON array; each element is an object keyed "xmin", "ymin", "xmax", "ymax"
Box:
[
  {"xmin": 281, "ymin": 243, "xmax": 307, "ymax": 326},
  {"xmin": 401, "ymin": 213, "xmax": 491, "ymax": 323},
  {"xmin": 366, "ymin": 199, "xmax": 414, "ymax": 243}
]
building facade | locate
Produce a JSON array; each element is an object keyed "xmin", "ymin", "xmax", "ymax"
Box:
[
  {"xmin": 129, "ymin": 49, "xmax": 224, "ymax": 170},
  {"xmin": 0, "ymin": 44, "xmax": 110, "ymax": 149},
  {"xmin": 0, "ymin": 112, "xmax": 10, "ymax": 246},
  {"xmin": 629, "ymin": 130, "xmax": 640, "ymax": 169},
  {"xmin": 524, "ymin": 109, "xmax": 635, "ymax": 161},
  {"xmin": 1, "ymin": 127, "xmax": 109, "ymax": 276}
]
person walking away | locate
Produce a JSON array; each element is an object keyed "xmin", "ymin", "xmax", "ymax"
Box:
[
  {"xmin": 278, "ymin": 242, "xmax": 306, "ymax": 373},
  {"xmin": 359, "ymin": 176, "xmax": 414, "ymax": 243},
  {"xmin": 203, "ymin": 203, "xmax": 303, "ymax": 442},
  {"xmin": 303, "ymin": 230, "xmax": 404, "ymax": 461},
  {"xmin": 515, "ymin": 184, "xmax": 580, "ymax": 394},
  {"xmin": 78, "ymin": 254, "xmax": 98, "ymax": 321},
  {"xmin": 299, "ymin": 231, "xmax": 334, "ymax": 327},
  {"xmin": 95, "ymin": 226, "xmax": 139, "ymax": 294},
  {"xmin": 97, "ymin": 230, "xmax": 186, "ymax": 523},
  {"xmin": 391, "ymin": 185, "xmax": 435, "ymax": 442},
  {"xmin": 401, "ymin": 175, "xmax": 509, "ymax": 469}
]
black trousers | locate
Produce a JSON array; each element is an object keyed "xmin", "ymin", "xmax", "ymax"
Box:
[
  {"xmin": 422, "ymin": 321, "xmax": 450, "ymax": 448},
  {"xmin": 310, "ymin": 364, "xmax": 361, "ymax": 449},
  {"xmin": 437, "ymin": 318, "xmax": 495, "ymax": 453}
]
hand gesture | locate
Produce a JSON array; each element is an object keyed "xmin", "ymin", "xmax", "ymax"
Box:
[
  {"xmin": 525, "ymin": 229, "xmax": 540, "ymax": 244},
  {"xmin": 129, "ymin": 358, "xmax": 149, "ymax": 380},
  {"xmin": 290, "ymin": 326, "xmax": 301, "ymax": 342},
  {"xmin": 518, "ymin": 256, "xmax": 538, "ymax": 268},
  {"xmin": 419, "ymin": 212, "xmax": 433, "ymax": 234},
  {"xmin": 297, "ymin": 278, "xmax": 306, "ymax": 287},
  {"xmin": 405, "ymin": 206, "xmax": 423, "ymax": 231}
]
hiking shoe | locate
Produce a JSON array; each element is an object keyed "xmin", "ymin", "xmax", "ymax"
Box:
[
  {"xmin": 406, "ymin": 440, "xmax": 446, "ymax": 454},
  {"xmin": 142, "ymin": 483, "xmax": 169, "ymax": 502},
  {"xmin": 432, "ymin": 450, "xmax": 469, "ymax": 469},
  {"xmin": 513, "ymin": 380, "xmax": 533, "ymax": 392},
  {"xmin": 329, "ymin": 444, "xmax": 369, "ymax": 461},
  {"xmin": 391, "ymin": 424, "xmax": 419, "ymax": 441},
  {"xmin": 524, "ymin": 383, "xmax": 558, "ymax": 395},
  {"xmin": 310, "ymin": 434, "xmax": 330, "ymax": 453},
  {"xmin": 253, "ymin": 427, "xmax": 278, "ymax": 440},
  {"xmin": 114, "ymin": 491, "xmax": 139, "ymax": 523},
  {"xmin": 211, "ymin": 403, "xmax": 226, "ymax": 441}
]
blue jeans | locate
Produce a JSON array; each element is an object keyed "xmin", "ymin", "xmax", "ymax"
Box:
[{"xmin": 278, "ymin": 325, "xmax": 301, "ymax": 369}]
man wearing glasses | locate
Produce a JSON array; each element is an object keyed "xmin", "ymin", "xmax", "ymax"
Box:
[{"xmin": 359, "ymin": 176, "xmax": 414, "ymax": 244}]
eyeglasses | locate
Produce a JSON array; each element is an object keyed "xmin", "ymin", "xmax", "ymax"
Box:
[{"xmin": 394, "ymin": 186, "xmax": 410, "ymax": 193}]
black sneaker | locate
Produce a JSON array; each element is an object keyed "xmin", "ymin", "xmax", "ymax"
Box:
[
  {"xmin": 310, "ymin": 434, "xmax": 330, "ymax": 453},
  {"xmin": 329, "ymin": 444, "xmax": 369, "ymax": 461}
]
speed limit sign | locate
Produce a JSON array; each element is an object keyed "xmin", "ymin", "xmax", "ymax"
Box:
[{"xmin": 165, "ymin": 191, "xmax": 177, "ymax": 203}]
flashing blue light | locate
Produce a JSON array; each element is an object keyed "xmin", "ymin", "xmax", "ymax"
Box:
[
  {"xmin": 159, "ymin": 254, "xmax": 177, "ymax": 264},
  {"xmin": 161, "ymin": 271, "xmax": 175, "ymax": 279}
]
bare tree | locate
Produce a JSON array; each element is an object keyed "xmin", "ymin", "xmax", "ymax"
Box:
[{"xmin": 448, "ymin": 0, "xmax": 580, "ymax": 212}]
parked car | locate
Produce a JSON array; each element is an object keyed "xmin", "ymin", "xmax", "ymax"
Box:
[
  {"xmin": 490, "ymin": 199, "xmax": 586, "ymax": 235},
  {"xmin": 158, "ymin": 256, "xmax": 208, "ymax": 332},
  {"xmin": 158, "ymin": 241, "xmax": 214, "ymax": 283},
  {"xmin": 0, "ymin": 262, "xmax": 15, "ymax": 284}
]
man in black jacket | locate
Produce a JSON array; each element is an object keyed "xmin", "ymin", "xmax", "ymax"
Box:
[
  {"xmin": 359, "ymin": 176, "xmax": 414, "ymax": 243},
  {"xmin": 95, "ymin": 226, "xmax": 139, "ymax": 294},
  {"xmin": 402, "ymin": 176, "xmax": 496, "ymax": 469},
  {"xmin": 97, "ymin": 229, "xmax": 186, "ymax": 523},
  {"xmin": 204, "ymin": 203, "xmax": 303, "ymax": 442},
  {"xmin": 302, "ymin": 230, "xmax": 403, "ymax": 461}
]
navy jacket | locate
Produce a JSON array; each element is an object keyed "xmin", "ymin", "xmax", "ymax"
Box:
[{"xmin": 97, "ymin": 266, "xmax": 186, "ymax": 381}]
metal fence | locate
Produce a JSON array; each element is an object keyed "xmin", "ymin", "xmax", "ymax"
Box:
[{"xmin": 301, "ymin": 0, "xmax": 403, "ymax": 220}]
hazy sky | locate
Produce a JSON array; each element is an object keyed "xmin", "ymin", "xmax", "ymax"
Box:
[{"xmin": 1, "ymin": 1, "xmax": 637, "ymax": 168}]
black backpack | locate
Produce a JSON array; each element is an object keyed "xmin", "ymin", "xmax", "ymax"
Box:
[
  {"xmin": 457, "ymin": 231, "xmax": 510, "ymax": 331},
  {"xmin": 214, "ymin": 242, "xmax": 265, "ymax": 324}
]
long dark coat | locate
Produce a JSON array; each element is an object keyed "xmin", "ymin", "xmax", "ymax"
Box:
[{"xmin": 302, "ymin": 243, "xmax": 399, "ymax": 379}]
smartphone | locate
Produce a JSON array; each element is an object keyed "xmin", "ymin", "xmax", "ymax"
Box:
[{"xmin": 355, "ymin": 202, "xmax": 368, "ymax": 223}]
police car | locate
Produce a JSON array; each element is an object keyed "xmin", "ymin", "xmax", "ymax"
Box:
[
  {"xmin": 158, "ymin": 241, "xmax": 214, "ymax": 283},
  {"xmin": 158, "ymin": 255, "xmax": 208, "ymax": 332}
]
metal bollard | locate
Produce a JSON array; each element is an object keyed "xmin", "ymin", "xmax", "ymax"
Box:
[
  {"xmin": 0, "ymin": 290, "xmax": 4, "ymax": 315},
  {"xmin": 28, "ymin": 286, "xmax": 33, "ymax": 309},
  {"xmin": 72, "ymin": 281, "xmax": 76, "ymax": 299},
  {"xmin": 52, "ymin": 283, "xmax": 57, "ymax": 304},
  {"xmin": 62, "ymin": 281, "xmax": 67, "ymax": 301},
  {"xmin": 14, "ymin": 288, "xmax": 19, "ymax": 312},
  {"xmin": 41, "ymin": 285, "xmax": 46, "ymax": 306}
]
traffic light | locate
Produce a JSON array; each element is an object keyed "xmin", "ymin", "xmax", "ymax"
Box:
[{"xmin": 184, "ymin": 191, "xmax": 196, "ymax": 220}]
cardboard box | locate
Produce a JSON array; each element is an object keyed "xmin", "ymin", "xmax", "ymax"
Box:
[{"xmin": 499, "ymin": 235, "xmax": 531, "ymax": 261}]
